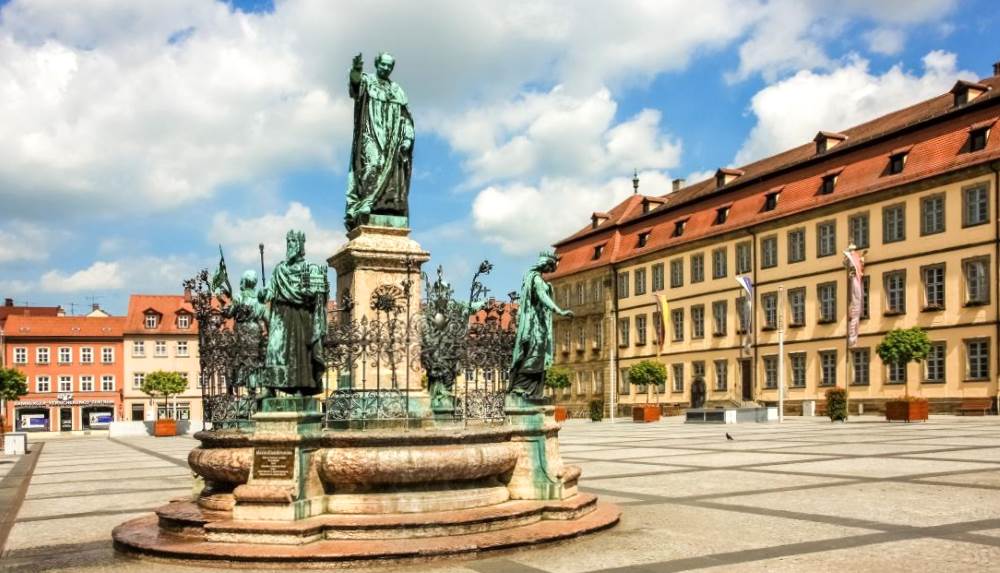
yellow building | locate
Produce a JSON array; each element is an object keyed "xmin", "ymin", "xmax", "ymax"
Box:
[{"xmin": 550, "ymin": 72, "xmax": 1000, "ymax": 416}]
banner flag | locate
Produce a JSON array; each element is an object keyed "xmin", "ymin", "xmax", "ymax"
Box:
[
  {"xmin": 211, "ymin": 245, "xmax": 232, "ymax": 298},
  {"xmin": 844, "ymin": 249, "xmax": 865, "ymax": 347},
  {"xmin": 735, "ymin": 276, "xmax": 754, "ymax": 352},
  {"xmin": 655, "ymin": 294, "xmax": 670, "ymax": 353}
]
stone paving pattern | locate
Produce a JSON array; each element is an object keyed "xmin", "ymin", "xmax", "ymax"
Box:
[{"xmin": 3, "ymin": 416, "xmax": 1000, "ymax": 571}]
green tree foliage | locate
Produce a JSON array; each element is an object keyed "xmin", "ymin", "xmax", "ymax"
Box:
[
  {"xmin": 876, "ymin": 327, "xmax": 931, "ymax": 398},
  {"xmin": 140, "ymin": 371, "xmax": 190, "ymax": 419},
  {"xmin": 0, "ymin": 367, "xmax": 29, "ymax": 435},
  {"xmin": 544, "ymin": 365, "xmax": 572, "ymax": 390},
  {"xmin": 627, "ymin": 360, "xmax": 666, "ymax": 388},
  {"xmin": 825, "ymin": 387, "xmax": 848, "ymax": 422},
  {"xmin": 588, "ymin": 399, "xmax": 604, "ymax": 422}
]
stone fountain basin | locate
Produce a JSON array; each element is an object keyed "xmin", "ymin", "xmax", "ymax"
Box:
[{"xmin": 190, "ymin": 426, "xmax": 521, "ymax": 490}]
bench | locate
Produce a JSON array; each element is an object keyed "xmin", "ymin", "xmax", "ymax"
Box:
[{"xmin": 957, "ymin": 398, "xmax": 993, "ymax": 416}]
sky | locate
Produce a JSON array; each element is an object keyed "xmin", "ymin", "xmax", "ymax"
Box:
[{"xmin": 0, "ymin": 0, "xmax": 996, "ymax": 315}]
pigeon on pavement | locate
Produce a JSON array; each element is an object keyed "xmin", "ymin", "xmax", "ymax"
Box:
[{"xmin": 725, "ymin": 432, "xmax": 734, "ymax": 441}]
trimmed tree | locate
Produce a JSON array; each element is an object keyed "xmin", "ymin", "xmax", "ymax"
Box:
[
  {"xmin": 140, "ymin": 371, "xmax": 190, "ymax": 420},
  {"xmin": 628, "ymin": 360, "xmax": 667, "ymax": 404},
  {"xmin": 875, "ymin": 327, "xmax": 931, "ymax": 399},
  {"xmin": 825, "ymin": 387, "xmax": 848, "ymax": 422},
  {"xmin": 0, "ymin": 367, "xmax": 29, "ymax": 437}
]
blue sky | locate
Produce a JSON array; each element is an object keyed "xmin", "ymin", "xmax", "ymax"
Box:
[{"xmin": 0, "ymin": 0, "xmax": 996, "ymax": 314}]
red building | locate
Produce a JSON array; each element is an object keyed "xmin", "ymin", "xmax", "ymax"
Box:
[
  {"xmin": 3, "ymin": 315, "xmax": 125, "ymax": 432},
  {"xmin": 0, "ymin": 297, "xmax": 63, "ymax": 367}
]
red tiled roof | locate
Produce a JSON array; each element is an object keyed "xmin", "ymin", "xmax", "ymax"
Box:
[
  {"xmin": 552, "ymin": 73, "xmax": 1000, "ymax": 278},
  {"xmin": 4, "ymin": 315, "xmax": 125, "ymax": 338},
  {"xmin": 0, "ymin": 305, "xmax": 62, "ymax": 327},
  {"xmin": 124, "ymin": 294, "xmax": 196, "ymax": 334}
]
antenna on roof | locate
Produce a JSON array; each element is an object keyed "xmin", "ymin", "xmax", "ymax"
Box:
[{"xmin": 632, "ymin": 169, "xmax": 640, "ymax": 194}]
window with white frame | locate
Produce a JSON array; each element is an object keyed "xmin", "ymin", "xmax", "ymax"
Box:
[
  {"xmin": 691, "ymin": 253, "xmax": 705, "ymax": 283},
  {"xmin": 787, "ymin": 228, "xmax": 805, "ymax": 263},
  {"xmin": 712, "ymin": 247, "xmax": 728, "ymax": 279},
  {"xmin": 618, "ymin": 318, "xmax": 630, "ymax": 346},
  {"xmin": 820, "ymin": 351, "xmax": 837, "ymax": 387},
  {"xmin": 144, "ymin": 313, "xmax": 158, "ymax": 329},
  {"xmin": 887, "ymin": 361, "xmax": 907, "ymax": 385},
  {"xmin": 736, "ymin": 241, "xmax": 752, "ymax": 274},
  {"xmin": 761, "ymin": 236, "xmax": 778, "ymax": 268},
  {"xmin": 789, "ymin": 288, "xmax": 806, "ymax": 327},
  {"xmin": 80, "ymin": 347, "xmax": 93, "ymax": 364},
  {"xmin": 818, "ymin": 282, "xmax": 837, "ymax": 322},
  {"xmin": 922, "ymin": 264, "xmax": 945, "ymax": 309},
  {"xmin": 80, "ymin": 376, "xmax": 94, "ymax": 392},
  {"xmin": 36, "ymin": 347, "xmax": 50, "ymax": 364},
  {"xmin": 155, "ymin": 340, "xmax": 167, "ymax": 357},
  {"xmin": 763, "ymin": 356, "xmax": 778, "ymax": 389},
  {"xmin": 691, "ymin": 305, "xmax": 705, "ymax": 339},
  {"xmin": 882, "ymin": 203, "xmax": 906, "ymax": 243},
  {"xmin": 652, "ymin": 263, "xmax": 665, "ymax": 291},
  {"xmin": 817, "ymin": 221, "xmax": 836, "ymax": 258},
  {"xmin": 58, "ymin": 375, "xmax": 72, "ymax": 392},
  {"xmin": 852, "ymin": 349, "xmax": 870, "ymax": 386},
  {"xmin": 670, "ymin": 259, "xmax": 684, "ymax": 287},
  {"xmin": 963, "ymin": 257, "xmax": 990, "ymax": 305},
  {"xmin": 36, "ymin": 375, "xmax": 50, "ymax": 393},
  {"xmin": 635, "ymin": 315, "xmax": 647, "ymax": 345},
  {"xmin": 13, "ymin": 347, "xmax": 27, "ymax": 364},
  {"xmin": 177, "ymin": 314, "xmax": 191, "ymax": 329},
  {"xmin": 963, "ymin": 184, "xmax": 990, "ymax": 227},
  {"xmin": 58, "ymin": 347, "xmax": 72, "ymax": 364},
  {"xmin": 177, "ymin": 340, "xmax": 189, "ymax": 357},
  {"xmin": 101, "ymin": 347, "xmax": 114, "ymax": 363},
  {"xmin": 133, "ymin": 372, "xmax": 145, "ymax": 389},
  {"xmin": 921, "ymin": 194, "xmax": 945, "ymax": 235},
  {"xmin": 101, "ymin": 375, "xmax": 115, "ymax": 391},
  {"xmin": 634, "ymin": 268, "xmax": 647, "ymax": 296},
  {"xmin": 761, "ymin": 292, "xmax": 777, "ymax": 329},
  {"xmin": 884, "ymin": 270, "xmax": 906, "ymax": 314},
  {"xmin": 849, "ymin": 212, "xmax": 870, "ymax": 249},
  {"xmin": 671, "ymin": 308, "xmax": 684, "ymax": 341},
  {"xmin": 790, "ymin": 353, "xmax": 806, "ymax": 387},
  {"xmin": 132, "ymin": 341, "xmax": 145, "ymax": 357},
  {"xmin": 712, "ymin": 300, "xmax": 727, "ymax": 336}
]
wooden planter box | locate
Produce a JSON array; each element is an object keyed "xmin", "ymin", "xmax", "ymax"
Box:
[
  {"xmin": 553, "ymin": 406, "xmax": 568, "ymax": 422},
  {"xmin": 632, "ymin": 405, "xmax": 661, "ymax": 423},
  {"xmin": 154, "ymin": 419, "xmax": 178, "ymax": 437},
  {"xmin": 885, "ymin": 400, "xmax": 928, "ymax": 422}
]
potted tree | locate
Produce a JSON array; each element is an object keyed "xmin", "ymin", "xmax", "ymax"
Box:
[
  {"xmin": 876, "ymin": 327, "xmax": 931, "ymax": 422},
  {"xmin": 628, "ymin": 360, "xmax": 666, "ymax": 423},
  {"xmin": 825, "ymin": 387, "xmax": 848, "ymax": 422},
  {"xmin": 0, "ymin": 367, "xmax": 29, "ymax": 438},
  {"xmin": 588, "ymin": 399, "xmax": 604, "ymax": 422},
  {"xmin": 545, "ymin": 366, "xmax": 572, "ymax": 422},
  {"xmin": 140, "ymin": 371, "xmax": 190, "ymax": 437}
]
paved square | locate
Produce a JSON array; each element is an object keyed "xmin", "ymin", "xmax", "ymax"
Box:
[{"xmin": 3, "ymin": 416, "xmax": 1000, "ymax": 572}]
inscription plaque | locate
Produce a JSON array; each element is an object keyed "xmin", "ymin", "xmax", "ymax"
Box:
[{"xmin": 252, "ymin": 447, "xmax": 295, "ymax": 480}]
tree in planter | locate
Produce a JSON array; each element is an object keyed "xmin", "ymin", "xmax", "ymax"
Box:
[
  {"xmin": 627, "ymin": 360, "xmax": 667, "ymax": 404},
  {"xmin": 0, "ymin": 367, "xmax": 29, "ymax": 438},
  {"xmin": 825, "ymin": 387, "xmax": 848, "ymax": 422},
  {"xmin": 588, "ymin": 399, "xmax": 604, "ymax": 422},
  {"xmin": 875, "ymin": 327, "xmax": 931, "ymax": 399},
  {"xmin": 140, "ymin": 371, "xmax": 189, "ymax": 420}
]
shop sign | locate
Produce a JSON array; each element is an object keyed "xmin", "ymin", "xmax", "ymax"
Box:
[{"xmin": 14, "ymin": 399, "xmax": 115, "ymax": 407}]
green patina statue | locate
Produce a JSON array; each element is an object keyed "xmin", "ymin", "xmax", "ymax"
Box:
[
  {"xmin": 345, "ymin": 52, "xmax": 414, "ymax": 231},
  {"xmin": 228, "ymin": 270, "xmax": 268, "ymax": 395},
  {"xmin": 508, "ymin": 252, "xmax": 573, "ymax": 400},
  {"xmin": 260, "ymin": 230, "xmax": 329, "ymax": 396}
]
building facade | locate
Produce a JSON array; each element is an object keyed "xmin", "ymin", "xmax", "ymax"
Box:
[
  {"xmin": 550, "ymin": 71, "xmax": 1000, "ymax": 416},
  {"xmin": 3, "ymin": 315, "xmax": 125, "ymax": 432},
  {"xmin": 0, "ymin": 297, "xmax": 63, "ymax": 370},
  {"xmin": 123, "ymin": 294, "xmax": 202, "ymax": 423}
]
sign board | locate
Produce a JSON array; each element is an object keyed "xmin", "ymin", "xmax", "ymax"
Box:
[{"xmin": 252, "ymin": 447, "xmax": 296, "ymax": 480}]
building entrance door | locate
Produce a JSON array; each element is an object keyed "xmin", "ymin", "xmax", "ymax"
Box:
[
  {"xmin": 740, "ymin": 359, "xmax": 753, "ymax": 402},
  {"xmin": 59, "ymin": 407, "xmax": 73, "ymax": 431}
]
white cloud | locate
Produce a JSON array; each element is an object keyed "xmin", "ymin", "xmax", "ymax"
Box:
[
  {"xmin": 0, "ymin": 221, "xmax": 56, "ymax": 263},
  {"xmin": 209, "ymin": 202, "xmax": 345, "ymax": 268},
  {"xmin": 864, "ymin": 28, "xmax": 905, "ymax": 56},
  {"xmin": 734, "ymin": 51, "xmax": 975, "ymax": 165},
  {"xmin": 0, "ymin": 279, "xmax": 33, "ymax": 295},
  {"xmin": 40, "ymin": 261, "xmax": 124, "ymax": 293},
  {"xmin": 436, "ymin": 87, "xmax": 682, "ymax": 188},
  {"xmin": 472, "ymin": 170, "xmax": 672, "ymax": 255}
]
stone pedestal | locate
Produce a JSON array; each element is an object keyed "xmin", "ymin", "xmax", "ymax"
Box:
[
  {"xmin": 232, "ymin": 397, "xmax": 325, "ymax": 521},
  {"xmin": 504, "ymin": 395, "xmax": 577, "ymax": 500}
]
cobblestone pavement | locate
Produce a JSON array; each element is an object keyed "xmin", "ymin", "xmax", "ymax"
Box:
[{"xmin": 3, "ymin": 416, "xmax": 1000, "ymax": 572}]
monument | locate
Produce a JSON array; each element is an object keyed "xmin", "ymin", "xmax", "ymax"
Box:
[{"xmin": 112, "ymin": 52, "xmax": 619, "ymax": 567}]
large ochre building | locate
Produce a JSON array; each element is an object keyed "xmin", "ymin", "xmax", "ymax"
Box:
[{"xmin": 549, "ymin": 68, "xmax": 1000, "ymax": 416}]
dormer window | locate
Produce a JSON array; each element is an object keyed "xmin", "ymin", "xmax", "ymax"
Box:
[
  {"xmin": 951, "ymin": 80, "xmax": 989, "ymax": 107},
  {"xmin": 714, "ymin": 206, "xmax": 730, "ymax": 225},
  {"xmin": 641, "ymin": 197, "xmax": 665, "ymax": 214},
  {"xmin": 888, "ymin": 151, "xmax": 908, "ymax": 175},
  {"xmin": 819, "ymin": 167, "xmax": 843, "ymax": 195},
  {"xmin": 672, "ymin": 218, "xmax": 688, "ymax": 237},
  {"xmin": 592, "ymin": 244, "xmax": 605, "ymax": 260},
  {"xmin": 968, "ymin": 118, "xmax": 994, "ymax": 153},
  {"xmin": 177, "ymin": 314, "xmax": 191, "ymax": 329},
  {"xmin": 715, "ymin": 168, "xmax": 744, "ymax": 188},
  {"xmin": 763, "ymin": 190, "xmax": 781, "ymax": 212},
  {"xmin": 637, "ymin": 231, "xmax": 651, "ymax": 248},
  {"xmin": 814, "ymin": 131, "xmax": 847, "ymax": 154},
  {"xmin": 144, "ymin": 313, "xmax": 158, "ymax": 329}
]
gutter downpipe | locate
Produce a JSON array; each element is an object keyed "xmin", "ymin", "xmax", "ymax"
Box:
[
  {"xmin": 610, "ymin": 263, "xmax": 620, "ymax": 423},
  {"xmin": 993, "ymin": 163, "xmax": 1000, "ymax": 414}
]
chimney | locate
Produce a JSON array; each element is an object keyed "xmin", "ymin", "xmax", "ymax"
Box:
[
  {"xmin": 184, "ymin": 286, "xmax": 193, "ymax": 303},
  {"xmin": 92, "ymin": 303, "xmax": 100, "ymax": 312},
  {"xmin": 994, "ymin": 60, "xmax": 1000, "ymax": 77},
  {"xmin": 672, "ymin": 178, "xmax": 685, "ymax": 192},
  {"xmin": 4, "ymin": 297, "xmax": 12, "ymax": 307}
]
